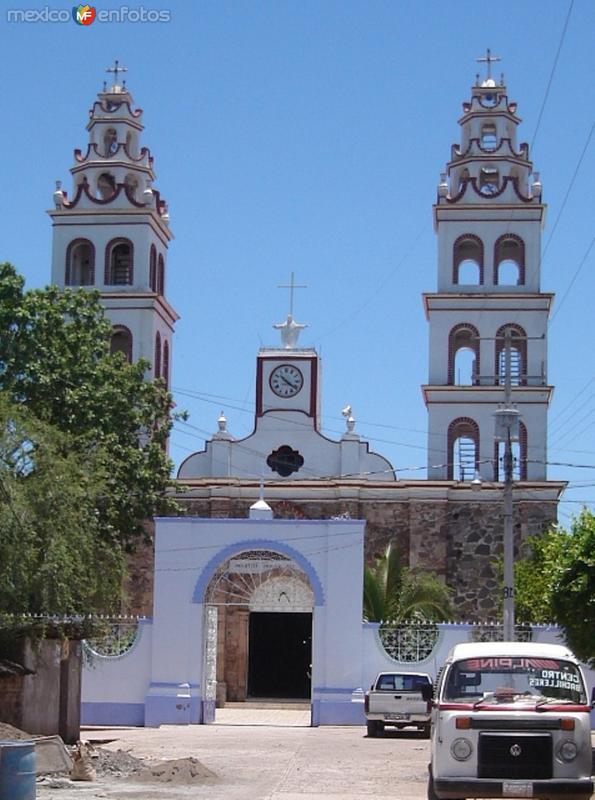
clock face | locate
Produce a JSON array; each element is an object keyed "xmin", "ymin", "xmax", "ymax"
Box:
[{"xmin": 269, "ymin": 364, "xmax": 304, "ymax": 398}]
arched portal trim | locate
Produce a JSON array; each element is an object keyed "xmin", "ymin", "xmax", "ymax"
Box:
[{"xmin": 192, "ymin": 538, "xmax": 325, "ymax": 606}]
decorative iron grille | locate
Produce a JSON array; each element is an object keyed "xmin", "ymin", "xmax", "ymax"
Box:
[
  {"xmin": 379, "ymin": 622, "xmax": 439, "ymax": 662},
  {"xmin": 471, "ymin": 624, "xmax": 533, "ymax": 643},
  {"xmin": 84, "ymin": 620, "xmax": 140, "ymax": 658}
]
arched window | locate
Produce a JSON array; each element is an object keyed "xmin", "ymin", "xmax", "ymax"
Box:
[
  {"xmin": 97, "ymin": 172, "xmax": 116, "ymax": 200},
  {"xmin": 154, "ymin": 332, "xmax": 161, "ymax": 378},
  {"xmin": 157, "ymin": 254, "xmax": 165, "ymax": 295},
  {"xmin": 458, "ymin": 167, "xmax": 470, "ymax": 193},
  {"xmin": 124, "ymin": 173, "xmax": 139, "ymax": 202},
  {"xmin": 481, "ymin": 124, "xmax": 497, "ymax": 150},
  {"xmin": 105, "ymin": 238, "xmax": 134, "ymax": 285},
  {"xmin": 494, "ymin": 234, "xmax": 525, "ymax": 285},
  {"xmin": 125, "ymin": 130, "xmax": 138, "ymax": 157},
  {"xmin": 453, "ymin": 234, "xmax": 483, "ymax": 285},
  {"xmin": 494, "ymin": 421, "xmax": 527, "ymax": 481},
  {"xmin": 447, "ymin": 417, "xmax": 479, "ymax": 481},
  {"xmin": 110, "ymin": 326, "xmax": 132, "ymax": 362},
  {"xmin": 495, "ymin": 324, "xmax": 527, "ymax": 386},
  {"xmin": 149, "ymin": 245, "xmax": 157, "ymax": 291},
  {"xmin": 65, "ymin": 239, "xmax": 95, "ymax": 286},
  {"xmin": 103, "ymin": 128, "xmax": 118, "ymax": 157},
  {"xmin": 448, "ymin": 323, "xmax": 480, "ymax": 385},
  {"xmin": 479, "ymin": 166, "xmax": 499, "ymax": 195},
  {"xmin": 162, "ymin": 340, "xmax": 170, "ymax": 389}
]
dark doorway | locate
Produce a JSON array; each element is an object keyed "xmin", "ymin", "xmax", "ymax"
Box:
[{"xmin": 247, "ymin": 612, "xmax": 311, "ymax": 699}]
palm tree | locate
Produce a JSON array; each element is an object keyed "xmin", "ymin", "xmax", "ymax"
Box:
[{"xmin": 363, "ymin": 541, "xmax": 452, "ymax": 622}]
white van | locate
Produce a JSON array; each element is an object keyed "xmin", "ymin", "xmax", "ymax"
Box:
[{"xmin": 428, "ymin": 641, "xmax": 594, "ymax": 800}]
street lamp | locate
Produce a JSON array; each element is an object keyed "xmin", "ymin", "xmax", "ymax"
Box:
[{"xmin": 493, "ymin": 328, "xmax": 521, "ymax": 642}]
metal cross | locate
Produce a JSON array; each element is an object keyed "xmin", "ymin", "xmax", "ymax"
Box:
[
  {"xmin": 106, "ymin": 60, "xmax": 128, "ymax": 87},
  {"xmin": 476, "ymin": 48, "xmax": 501, "ymax": 81},
  {"xmin": 277, "ymin": 272, "xmax": 307, "ymax": 317}
]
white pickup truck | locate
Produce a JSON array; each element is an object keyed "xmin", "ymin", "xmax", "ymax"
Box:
[
  {"xmin": 428, "ymin": 641, "xmax": 594, "ymax": 800},
  {"xmin": 364, "ymin": 671, "xmax": 433, "ymax": 737}
]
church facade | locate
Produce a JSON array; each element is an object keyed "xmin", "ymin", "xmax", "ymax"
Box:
[{"xmin": 51, "ymin": 63, "xmax": 564, "ymax": 708}]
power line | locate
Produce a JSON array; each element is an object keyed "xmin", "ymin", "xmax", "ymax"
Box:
[{"xmin": 530, "ymin": 0, "xmax": 575, "ymax": 152}]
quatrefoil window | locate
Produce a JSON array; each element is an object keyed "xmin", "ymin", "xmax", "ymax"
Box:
[{"xmin": 266, "ymin": 445, "xmax": 304, "ymax": 477}]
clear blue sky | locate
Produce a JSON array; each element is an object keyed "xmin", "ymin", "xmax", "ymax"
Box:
[{"xmin": 1, "ymin": 1, "xmax": 594, "ymax": 526}]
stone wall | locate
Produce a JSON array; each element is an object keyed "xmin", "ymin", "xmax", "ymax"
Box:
[
  {"xmin": 126, "ymin": 488, "xmax": 560, "ymax": 622},
  {"xmin": 171, "ymin": 492, "xmax": 559, "ymax": 621}
]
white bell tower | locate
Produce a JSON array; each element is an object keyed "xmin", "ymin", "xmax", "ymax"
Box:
[
  {"xmin": 423, "ymin": 52, "xmax": 552, "ymax": 482},
  {"xmin": 48, "ymin": 62, "xmax": 179, "ymax": 385}
]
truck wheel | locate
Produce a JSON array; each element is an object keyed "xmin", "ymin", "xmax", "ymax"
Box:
[
  {"xmin": 366, "ymin": 720, "xmax": 382, "ymax": 737},
  {"xmin": 420, "ymin": 724, "xmax": 431, "ymax": 738}
]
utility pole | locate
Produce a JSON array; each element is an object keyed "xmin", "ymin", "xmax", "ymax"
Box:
[{"xmin": 494, "ymin": 327, "xmax": 520, "ymax": 642}]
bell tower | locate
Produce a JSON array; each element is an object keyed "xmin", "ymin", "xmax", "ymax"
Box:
[
  {"xmin": 423, "ymin": 53, "xmax": 553, "ymax": 482},
  {"xmin": 48, "ymin": 62, "xmax": 178, "ymax": 385}
]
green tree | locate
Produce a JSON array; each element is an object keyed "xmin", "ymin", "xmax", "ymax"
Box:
[
  {"xmin": 0, "ymin": 397, "xmax": 124, "ymax": 613},
  {"xmin": 515, "ymin": 511, "xmax": 595, "ymax": 667},
  {"xmin": 363, "ymin": 541, "xmax": 453, "ymax": 622},
  {"xmin": 0, "ymin": 262, "xmax": 175, "ymax": 553}
]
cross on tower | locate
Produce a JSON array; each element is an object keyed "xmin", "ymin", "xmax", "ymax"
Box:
[
  {"xmin": 277, "ymin": 272, "xmax": 307, "ymax": 317},
  {"xmin": 106, "ymin": 60, "xmax": 128, "ymax": 87},
  {"xmin": 476, "ymin": 48, "xmax": 501, "ymax": 81}
]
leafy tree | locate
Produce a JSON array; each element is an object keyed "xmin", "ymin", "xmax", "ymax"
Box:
[
  {"xmin": 0, "ymin": 397, "xmax": 124, "ymax": 614},
  {"xmin": 0, "ymin": 262, "xmax": 175, "ymax": 553},
  {"xmin": 515, "ymin": 511, "xmax": 595, "ymax": 667},
  {"xmin": 363, "ymin": 541, "xmax": 453, "ymax": 622},
  {"xmin": 514, "ymin": 526, "xmax": 570, "ymax": 623}
]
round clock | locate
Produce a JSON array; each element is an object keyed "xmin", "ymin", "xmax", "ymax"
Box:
[{"xmin": 269, "ymin": 364, "xmax": 304, "ymax": 398}]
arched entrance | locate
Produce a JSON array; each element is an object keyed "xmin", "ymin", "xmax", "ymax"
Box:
[{"xmin": 203, "ymin": 548, "xmax": 315, "ymax": 717}]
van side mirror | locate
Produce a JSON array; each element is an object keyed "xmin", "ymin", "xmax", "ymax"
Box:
[{"xmin": 421, "ymin": 684, "xmax": 434, "ymax": 702}]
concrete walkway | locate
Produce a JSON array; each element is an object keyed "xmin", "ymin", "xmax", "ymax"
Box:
[{"xmin": 214, "ymin": 706, "xmax": 311, "ymax": 727}]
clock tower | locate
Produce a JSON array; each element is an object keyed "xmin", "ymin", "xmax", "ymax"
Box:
[{"xmin": 256, "ymin": 315, "xmax": 321, "ymax": 426}]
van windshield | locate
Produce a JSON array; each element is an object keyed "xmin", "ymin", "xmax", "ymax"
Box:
[{"xmin": 443, "ymin": 656, "xmax": 587, "ymax": 705}]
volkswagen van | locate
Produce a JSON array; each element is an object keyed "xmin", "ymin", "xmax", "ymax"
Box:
[{"xmin": 428, "ymin": 641, "xmax": 594, "ymax": 799}]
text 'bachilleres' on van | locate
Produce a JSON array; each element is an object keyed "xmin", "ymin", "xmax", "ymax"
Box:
[{"xmin": 428, "ymin": 641, "xmax": 594, "ymax": 800}]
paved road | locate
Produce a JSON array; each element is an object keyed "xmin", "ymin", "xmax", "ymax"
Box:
[{"xmin": 35, "ymin": 709, "xmax": 595, "ymax": 800}]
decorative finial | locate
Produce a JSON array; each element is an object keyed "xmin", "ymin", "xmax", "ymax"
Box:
[
  {"xmin": 342, "ymin": 404, "xmax": 356, "ymax": 435},
  {"xmin": 106, "ymin": 59, "xmax": 128, "ymax": 90},
  {"xmin": 476, "ymin": 48, "xmax": 501, "ymax": 85},
  {"xmin": 53, "ymin": 180, "xmax": 64, "ymax": 209},
  {"xmin": 213, "ymin": 410, "xmax": 233, "ymax": 440}
]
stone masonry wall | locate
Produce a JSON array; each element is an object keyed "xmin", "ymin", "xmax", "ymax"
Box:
[{"xmin": 144, "ymin": 492, "xmax": 558, "ymax": 622}]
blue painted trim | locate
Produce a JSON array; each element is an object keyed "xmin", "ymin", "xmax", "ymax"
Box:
[
  {"xmin": 149, "ymin": 682, "xmax": 200, "ymax": 689},
  {"xmin": 192, "ymin": 538, "xmax": 325, "ymax": 606},
  {"xmin": 316, "ymin": 700, "xmax": 366, "ymax": 726},
  {"xmin": 311, "ymin": 699, "xmax": 320, "ymax": 727},
  {"xmin": 81, "ymin": 702, "xmax": 144, "ymax": 727}
]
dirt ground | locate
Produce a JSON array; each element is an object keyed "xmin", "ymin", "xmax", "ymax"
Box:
[
  {"xmin": 34, "ymin": 710, "xmax": 432, "ymax": 799},
  {"xmin": 2, "ymin": 712, "xmax": 594, "ymax": 800}
]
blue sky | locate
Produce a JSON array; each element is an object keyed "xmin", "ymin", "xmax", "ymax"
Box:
[{"xmin": 1, "ymin": 0, "xmax": 594, "ymax": 526}]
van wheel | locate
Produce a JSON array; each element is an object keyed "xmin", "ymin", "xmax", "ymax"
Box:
[
  {"xmin": 427, "ymin": 768, "xmax": 439, "ymax": 800},
  {"xmin": 427, "ymin": 767, "xmax": 464, "ymax": 800},
  {"xmin": 366, "ymin": 720, "xmax": 383, "ymax": 737}
]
